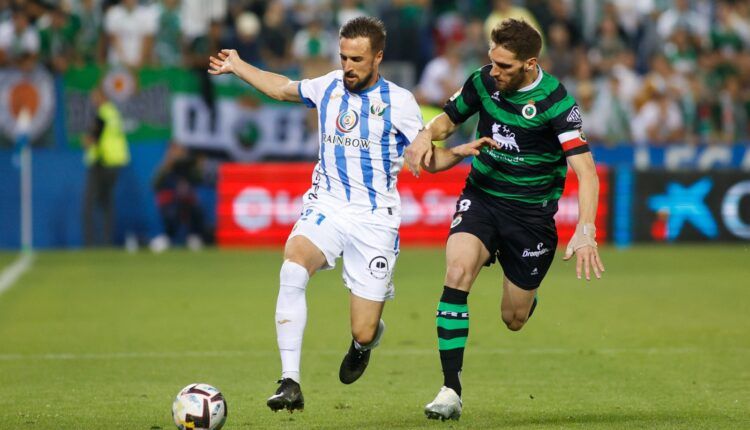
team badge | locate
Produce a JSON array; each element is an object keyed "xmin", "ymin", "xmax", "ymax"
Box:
[
  {"xmin": 522, "ymin": 100, "xmax": 537, "ymax": 119},
  {"xmin": 370, "ymin": 101, "xmax": 388, "ymax": 116},
  {"xmin": 451, "ymin": 216, "xmax": 463, "ymax": 228}
]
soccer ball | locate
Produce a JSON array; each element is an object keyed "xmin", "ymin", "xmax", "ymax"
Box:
[{"xmin": 172, "ymin": 383, "xmax": 227, "ymax": 430}]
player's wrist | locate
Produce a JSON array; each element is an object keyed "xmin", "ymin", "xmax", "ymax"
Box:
[{"xmin": 572, "ymin": 223, "xmax": 597, "ymax": 249}]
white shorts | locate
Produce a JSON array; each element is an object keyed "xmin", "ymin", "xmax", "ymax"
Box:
[{"xmin": 288, "ymin": 200, "xmax": 400, "ymax": 302}]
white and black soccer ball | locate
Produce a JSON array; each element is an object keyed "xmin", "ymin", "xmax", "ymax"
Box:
[{"xmin": 172, "ymin": 383, "xmax": 227, "ymax": 430}]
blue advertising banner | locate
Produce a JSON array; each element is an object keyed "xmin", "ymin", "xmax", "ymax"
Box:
[
  {"xmin": 631, "ymin": 171, "xmax": 750, "ymax": 242},
  {"xmin": 593, "ymin": 145, "xmax": 750, "ymax": 171}
]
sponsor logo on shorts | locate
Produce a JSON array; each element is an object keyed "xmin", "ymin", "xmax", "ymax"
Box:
[
  {"xmin": 368, "ymin": 256, "xmax": 389, "ymax": 279},
  {"xmin": 522, "ymin": 242, "xmax": 550, "ymax": 258},
  {"xmin": 531, "ymin": 267, "xmax": 539, "ymax": 276},
  {"xmin": 450, "ymin": 215, "xmax": 462, "ymax": 228}
]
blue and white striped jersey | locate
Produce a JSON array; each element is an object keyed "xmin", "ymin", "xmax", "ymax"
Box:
[{"xmin": 298, "ymin": 70, "xmax": 423, "ymax": 226}]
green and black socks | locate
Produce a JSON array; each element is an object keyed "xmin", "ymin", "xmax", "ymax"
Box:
[{"xmin": 436, "ymin": 286, "xmax": 469, "ymax": 397}]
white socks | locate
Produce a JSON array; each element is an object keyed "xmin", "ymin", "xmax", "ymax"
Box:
[{"xmin": 275, "ymin": 260, "xmax": 309, "ymax": 383}]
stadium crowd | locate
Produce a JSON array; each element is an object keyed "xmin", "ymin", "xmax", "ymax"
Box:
[{"xmin": 1, "ymin": 0, "xmax": 749, "ymax": 146}]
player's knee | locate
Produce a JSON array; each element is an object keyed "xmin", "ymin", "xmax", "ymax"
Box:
[
  {"xmin": 351, "ymin": 326, "xmax": 376, "ymax": 345},
  {"xmin": 501, "ymin": 309, "xmax": 528, "ymax": 331},
  {"xmin": 445, "ymin": 264, "xmax": 471, "ymax": 288}
]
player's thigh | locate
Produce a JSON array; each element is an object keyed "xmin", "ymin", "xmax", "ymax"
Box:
[
  {"xmin": 444, "ymin": 233, "xmax": 492, "ymax": 292},
  {"xmin": 286, "ymin": 203, "xmax": 345, "ymax": 273},
  {"xmin": 341, "ymin": 223, "xmax": 399, "ymax": 302}
]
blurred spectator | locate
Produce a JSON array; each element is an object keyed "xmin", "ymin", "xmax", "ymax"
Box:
[
  {"xmin": 380, "ymin": 0, "xmax": 430, "ymax": 76},
  {"xmin": 663, "ymin": 27, "xmax": 699, "ymax": 75},
  {"xmin": 631, "ymin": 83, "xmax": 685, "ymax": 146},
  {"xmin": 578, "ymin": 78, "xmax": 631, "ymax": 146},
  {"xmin": 39, "ymin": 6, "xmax": 78, "ymax": 73},
  {"xmin": 187, "ymin": 20, "xmax": 223, "ymax": 129},
  {"xmin": 543, "ymin": 22, "xmax": 576, "ymax": 79},
  {"xmin": 73, "ymin": 0, "xmax": 103, "ymax": 65},
  {"xmin": 0, "ymin": 7, "xmax": 40, "ymax": 70},
  {"xmin": 149, "ymin": 142, "xmax": 206, "ymax": 253},
  {"xmin": 336, "ymin": 0, "xmax": 366, "ymax": 27},
  {"xmin": 259, "ymin": 0, "xmax": 294, "ymax": 73},
  {"xmin": 484, "ymin": 0, "xmax": 544, "ymax": 49},
  {"xmin": 608, "ymin": 0, "xmax": 658, "ymax": 47},
  {"xmin": 291, "ymin": 15, "xmax": 335, "ymax": 64},
  {"xmin": 543, "ymin": 0, "xmax": 582, "ymax": 48},
  {"xmin": 589, "ymin": 16, "xmax": 628, "ymax": 74},
  {"xmin": 82, "ymin": 88, "xmax": 130, "ymax": 247},
  {"xmin": 717, "ymin": 74, "xmax": 749, "ymax": 143},
  {"xmin": 711, "ymin": 1, "xmax": 750, "ymax": 56},
  {"xmin": 180, "ymin": 0, "xmax": 226, "ymax": 43},
  {"xmin": 104, "ymin": 0, "xmax": 157, "ymax": 68},
  {"xmin": 460, "ymin": 17, "xmax": 487, "ymax": 72},
  {"xmin": 415, "ymin": 41, "xmax": 464, "ymax": 107},
  {"xmin": 224, "ymin": 11, "xmax": 262, "ymax": 67},
  {"xmin": 154, "ymin": 0, "xmax": 182, "ymax": 67},
  {"xmin": 657, "ymin": 0, "xmax": 709, "ymax": 44}
]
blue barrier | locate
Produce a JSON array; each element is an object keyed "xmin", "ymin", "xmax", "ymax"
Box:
[{"xmin": 0, "ymin": 143, "xmax": 216, "ymax": 249}]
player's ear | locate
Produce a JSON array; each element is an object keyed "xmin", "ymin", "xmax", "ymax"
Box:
[
  {"xmin": 373, "ymin": 50, "xmax": 384, "ymax": 66},
  {"xmin": 525, "ymin": 58, "xmax": 538, "ymax": 71}
]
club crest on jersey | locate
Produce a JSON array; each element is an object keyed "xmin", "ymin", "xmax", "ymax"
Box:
[
  {"xmin": 370, "ymin": 101, "xmax": 388, "ymax": 116},
  {"xmin": 492, "ymin": 122, "xmax": 520, "ymax": 152},
  {"xmin": 522, "ymin": 100, "xmax": 537, "ymax": 119},
  {"xmin": 336, "ymin": 109, "xmax": 360, "ymax": 133}
]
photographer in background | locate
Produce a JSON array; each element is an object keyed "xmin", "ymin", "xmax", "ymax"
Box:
[{"xmin": 149, "ymin": 142, "xmax": 206, "ymax": 253}]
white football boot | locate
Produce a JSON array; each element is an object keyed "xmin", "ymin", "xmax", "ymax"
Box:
[{"xmin": 424, "ymin": 386, "xmax": 462, "ymax": 421}]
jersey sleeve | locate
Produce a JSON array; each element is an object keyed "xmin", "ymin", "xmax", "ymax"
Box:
[
  {"xmin": 393, "ymin": 92, "xmax": 423, "ymax": 144},
  {"xmin": 550, "ymin": 94, "xmax": 590, "ymax": 157},
  {"xmin": 443, "ymin": 70, "xmax": 481, "ymax": 124},
  {"xmin": 297, "ymin": 70, "xmax": 338, "ymax": 109}
]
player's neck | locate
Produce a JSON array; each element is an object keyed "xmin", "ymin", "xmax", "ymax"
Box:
[
  {"xmin": 354, "ymin": 74, "xmax": 382, "ymax": 94},
  {"xmin": 522, "ymin": 66, "xmax": 539, "ymax": 88}
]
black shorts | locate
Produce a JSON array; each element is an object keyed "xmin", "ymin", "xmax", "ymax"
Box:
[{"xmin": 449, "ymin": 185, "xmax": 558, "ymax": 290}]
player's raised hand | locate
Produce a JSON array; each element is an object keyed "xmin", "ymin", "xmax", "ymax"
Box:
[
  {"xmin": 208, "ymin": 49, "xmax": 241, "ymax": 75},
  {"xmin": 405, "ymin": 130, "xmax": 434, "ymax": 177},
  {"xmin": 563, "ymin": 223, "xmax": 605, "ymax": 281},
  {"xmin": 450, "ymin": 137, "xmax": 500, "ymax": 158}
]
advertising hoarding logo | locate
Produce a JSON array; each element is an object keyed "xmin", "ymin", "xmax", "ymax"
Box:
[{"xmin": 648, "ymin": 178, "xmax": 718, "ymax": 240}]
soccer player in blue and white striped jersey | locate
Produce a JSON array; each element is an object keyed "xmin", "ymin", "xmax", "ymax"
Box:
[{"xmin": 209, "ymin": 16, "xmax": 424, "ymax": 412}]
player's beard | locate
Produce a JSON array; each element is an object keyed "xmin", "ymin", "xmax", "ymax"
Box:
[
  {"xmin": 497, "ymin": 68, "xmax": 528, "ymax": 95},
  {"xmin": 344, "ymin": 68, "xmax": 374, "ymax": 92}
]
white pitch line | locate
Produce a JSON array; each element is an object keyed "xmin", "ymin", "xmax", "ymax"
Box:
[
  {"xmin": 0, "ymin": 252, "xmax": 33, "ymax": 297},
  {"xmin": 0, "ymin": 347, "xmax": 743, "ymax": 362}
]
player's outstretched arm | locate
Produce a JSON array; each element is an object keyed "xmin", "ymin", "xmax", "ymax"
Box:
[
  {"xmin": 424, "ymin": 137, "xmax": 499, "ymax": 173},
  {"xmin": 563, "ymin": 151, "xmax": 606, "ymax": 281},
  {"xmin": 405, "ymin": 113, "xmax": 458, "ymax": 177},
  {"xmin": 208, "ymin": 49, "xmax": 300, "ymax": 103}
]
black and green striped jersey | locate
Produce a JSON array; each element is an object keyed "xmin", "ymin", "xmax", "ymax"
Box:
[{"xmin": 444, "ymin": 64, "xmax": 589, "ymax": 218}]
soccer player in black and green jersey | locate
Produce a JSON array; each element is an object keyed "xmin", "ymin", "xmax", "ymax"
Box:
[{"xmin": 405, "ymin": 19, "xmax": 606, "ymax": 421}]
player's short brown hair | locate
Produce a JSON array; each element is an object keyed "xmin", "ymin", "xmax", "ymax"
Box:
[
  {"xmin": 490, "ymin": 19, "xmax": 542, "ymax": 61},
  {"xmin": 339, "ymin": 16, "xmax": 387, "ymax": 53}
]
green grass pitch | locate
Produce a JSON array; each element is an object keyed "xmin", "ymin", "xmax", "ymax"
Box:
[{"xmin": 0, "ymin": 245, "xmax": 748, "ymax": 429}]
